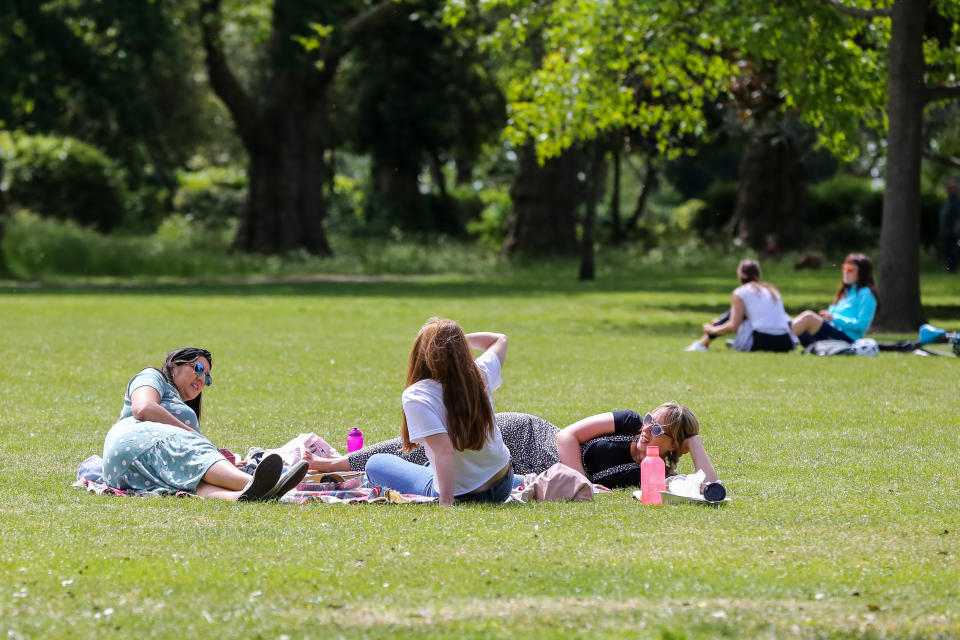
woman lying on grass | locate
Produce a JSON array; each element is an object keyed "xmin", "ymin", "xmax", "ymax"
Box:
[
  {"xmin": 310, "ymin": 404, "xmax": 718, "ymax": 491},
  {"xmin": 790, "ymin": 252, "xmax": 879, "ymax": 347},
  {"xmin": 363, "ymin": 318, "xmax": 515, "ymax": 506},
  {"xmin": 101, "ymin": 347, "xmax": 307, "ymax": 501}
]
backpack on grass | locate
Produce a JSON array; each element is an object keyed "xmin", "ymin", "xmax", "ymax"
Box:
[{"xmin": 803, "ymin": 338, "xmax": 878, "ymax": 357}]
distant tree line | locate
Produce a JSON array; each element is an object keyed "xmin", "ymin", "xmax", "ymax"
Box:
[{"xmin": 1, "ymin": 0, "xmax": 959, "ymax": 329}]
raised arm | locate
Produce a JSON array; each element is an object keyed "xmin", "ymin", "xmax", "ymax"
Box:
[
  {"xmin": 555, "ymin": 413, "xmax": 616, "ymax": 477},
  {"xmin": 130, "ymin": 386, "xmax": 196, "ymax": 432},
  {"xmin": 465, "ymin": 332, "xmax": 508, "ymax": 366},
  {"xmin": 422, "ymin": 433, "xmax": 457, "ymax": 506},
  {"xmin": 682, "ymin": 435, "xmax": 717, "ymax": 484}
]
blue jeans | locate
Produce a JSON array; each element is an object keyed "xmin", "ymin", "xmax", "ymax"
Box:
[{"xmin": 366, "ymin": 454, "xmax": 516, "ymax": 504}]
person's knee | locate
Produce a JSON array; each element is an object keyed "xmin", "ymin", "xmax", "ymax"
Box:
[{"xmin": 365, "ymin": 454, "xmax": 389, "ymax": 476}]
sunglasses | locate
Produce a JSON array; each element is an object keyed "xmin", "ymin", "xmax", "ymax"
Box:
[
  {"xmin": 192, "ymin": 361, "xmax": 213, "ymax": 387},
  {"xmin": 642, "ymin": 412, "xmax": 668, "ymax": 438},
  {"xmin": 842, "ymin": 263, "xmax": 857, "ymax": 272}
]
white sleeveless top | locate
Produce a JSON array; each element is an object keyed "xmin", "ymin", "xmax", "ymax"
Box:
[{"xmin": 734, "ymin": 283, "xmax": 790, "ymax": 335}]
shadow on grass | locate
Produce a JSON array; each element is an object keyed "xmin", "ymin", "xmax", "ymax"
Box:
[{"xmin": 0, "ymin": 273, "xmax": 736, "ymax": 299}]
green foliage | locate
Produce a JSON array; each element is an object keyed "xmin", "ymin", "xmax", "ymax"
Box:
[
  {"xmin": 465, "ymin": 186, "xmax": 512, "ymax": 250},
  {"xmin": 0, "ymin": 209, "xmax": 503, "ymax": 280},
  {"xmin": 456, "ymin": 0, "xmax": 895, "ymax": 163},
  {"xmin": 1, "ymin": 210, "xmax": 235, "ymax": 278},
  {"xmin": 174, "ymin": 166, "xmax": 248, "ymax": 231},
  {"xmin": 692, "ymin": 181, "xmax": 738, "ymax": 235},
  {"xmin": 807, "ymin": 175, "xmax": 882, "ymax": 228},
  {"xmin": 0, "ymin": 131, "xmax": 129, "ymax": 231}
]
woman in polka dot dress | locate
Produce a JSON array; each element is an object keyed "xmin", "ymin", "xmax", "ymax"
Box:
[{"xmin": 101, "ymin": 347, "xmax": 306, "ymax": 501}]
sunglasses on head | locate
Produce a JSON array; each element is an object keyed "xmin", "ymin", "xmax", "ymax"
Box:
[
  {"xmin": 192, "ymin": 361, "xmax": 213, "ymax": 387},
  {"xmin": 642, "ymin": 412, "xmax": 668, "ymax": 437}
]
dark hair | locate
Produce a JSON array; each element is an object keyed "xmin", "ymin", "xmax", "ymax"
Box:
[
  {"xmin": 834, "ymin": 253, "xmax": 879, "ymax": 307},
  {"xmin": 400, "ymin": 318, "xmax": 494, "ymax": 453},
  {"xmin": 737, "ymin": 259, "xmax": 780, "ymax": 301},
  {"xmin": 160, "ymin": 347, "xmax": 213, "ymax": 422}
]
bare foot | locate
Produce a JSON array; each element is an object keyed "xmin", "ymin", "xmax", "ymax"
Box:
[{"xmin": 303, "ymin": 451, "xmax": 350, "ymax": 472}]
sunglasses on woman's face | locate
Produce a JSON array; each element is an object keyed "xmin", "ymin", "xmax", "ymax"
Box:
[
  {"xmin": 643, "ymin": 412, "xmax": 668, "ymax": 437},
  {"xmin": 842, "ymin": 263, "xmax": 857, "ymax": 272},
  {"xmin": 192, "ymin": 361, "xmax": 213, "ymax": 387}
]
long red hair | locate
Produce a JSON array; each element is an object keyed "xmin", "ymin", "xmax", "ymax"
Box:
[{"xmin": 400, "ymin": 318, "xmax": 494, "ymax": 452}]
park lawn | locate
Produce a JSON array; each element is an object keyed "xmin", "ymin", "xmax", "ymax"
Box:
[{"xmin": 1, "ymin": 261, "xmax": 958, "ymax": 639}]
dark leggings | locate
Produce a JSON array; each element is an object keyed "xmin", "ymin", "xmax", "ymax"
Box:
[{"xmin": 799, "ymin": 321, "xmax": 853, "ymax": 347}]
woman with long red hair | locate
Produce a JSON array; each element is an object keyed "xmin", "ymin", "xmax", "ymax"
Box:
[{"xmin": 365, "ymin": 318, "xmax": 513, "ymax": 506}]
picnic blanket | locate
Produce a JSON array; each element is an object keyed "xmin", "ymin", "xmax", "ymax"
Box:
[{"xmin": 74, "ymin": 455, "xmax": 436, "ymax": 504}]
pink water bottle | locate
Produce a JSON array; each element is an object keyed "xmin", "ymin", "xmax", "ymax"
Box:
[
  {"xmin": 640, "ymin": 445, "xmax": 665, "ymax": 504},
  {"xmin": 347, "ymin": 428, "xmax": 364, "ymax": 452}
]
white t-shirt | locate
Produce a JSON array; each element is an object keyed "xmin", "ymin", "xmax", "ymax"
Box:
[
  {"xmin": 734, "ymin": 283, "xmax": 790, "ymax": 335},
  {"xmin": 402, "ymin": 350, "xmax": 510, "ymax": 495}
]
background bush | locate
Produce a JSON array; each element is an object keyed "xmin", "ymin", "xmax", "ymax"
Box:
[
  {"xmin": 173, "ymin": 166, "xmax": 248, "ymax": 231},
  {"xmin": 0, "ymin": 132, "xmax": 129, "ymax": 231}
]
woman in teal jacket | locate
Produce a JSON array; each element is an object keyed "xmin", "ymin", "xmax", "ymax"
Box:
[{"xmin": 791, "ymin": 253, "xmax": 879, "ymax": 346}]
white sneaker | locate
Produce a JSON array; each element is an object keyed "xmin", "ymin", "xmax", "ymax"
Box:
[{"xmin": 684, "ymin": 340, "xmax": 708, "ymax": 352}]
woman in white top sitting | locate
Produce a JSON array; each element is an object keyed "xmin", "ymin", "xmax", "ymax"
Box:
[
  {"xmin": 685, "ymin": 259, "xmax": 795, "ymax": 353},
  {"xmin": 365, "ymin": 318, "xmax": 514, "ymax": 506}
]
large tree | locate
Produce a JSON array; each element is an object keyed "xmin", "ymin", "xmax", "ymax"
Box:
[
  {"xmin": 198, "ymin": 0, "xmax": 402, "ymax": 254},
  {"xmin": 823, "ymin": 0, "xmax": 960, "ymax": 329},
  {"xmin": 459, "ymin": 0, "xmax": 959, "ymax": 324},
  {"xmin": 0, "ymin": 0, "xmax": 184, "ymax": 267}
]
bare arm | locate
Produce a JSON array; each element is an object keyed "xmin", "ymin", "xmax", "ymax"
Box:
[
  {"xmin": 422, "ymin": 433, "xmax": 457, "ymax": 506},
  {"xmin": 465, "ymin": 332, "xmax": 508, "ymax": 366},
  {"xmin": 703, "ymin": 294, "xmax": 745, "ymax": 337},
  {"xmin": 130, "ymin": 386, "xmax": 196, "ymax": 432},
  {"xmin": 683, "ymin": 435, "xmax": 717, "ymax": 484},
  {"xmin": 556, "ymin": 413, "xmax": 616, "ymax": 477}
]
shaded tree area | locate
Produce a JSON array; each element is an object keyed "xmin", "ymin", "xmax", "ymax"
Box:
[
  {"xmin": 461, "ymin": 0, "xmax": 960, "ymax": 323},
  {"xmin": 1, "ymin": 0, "xmax": 958, "ymax": 326},
  {"xmin": 0, "ymin": 0, "xmax": 199, "ymax": 272},
  {"xmin": 198, "ymin": 0, "xmax": 405, "ymax": 255},
  {"xmin": 347, "ymin": 0, "xmax": 505, "ymax": 234}
]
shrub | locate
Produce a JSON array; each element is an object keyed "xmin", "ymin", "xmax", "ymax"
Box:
[
  {"xmin": 693, "ymin": 180, "xmax": 738, "ymax": 234},
  {"xmin": 173, "ymin": 166, "xmax": 247, "ymax": 231},
  {"xmin": 806, "ymin": 175, "xmax": 882, "ymax": 228},
  {"xmin": 0, "ymin": 131, "xmax": 129, "ymax": 231},
  {"xmin": 1, "ymin": 210, "xmax": 248, "ymax": 278},
  {"xmin": 465, "ymin": 187, "xmax": 511, "ymax": 251}
]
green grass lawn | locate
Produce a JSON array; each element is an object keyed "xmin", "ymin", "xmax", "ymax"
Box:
[{"xmin": 2, "ymin": 261, "xmax": 958, "ymax": 639}]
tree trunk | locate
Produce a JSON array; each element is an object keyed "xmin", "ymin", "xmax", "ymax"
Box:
[
  {"xmin": 609, "ymin": 147, "xmax": 623, "ymax": 243},
  {"xmin": 0, "ymin": 156, "xmax": 8, "ymax": 277},
  {"xmin": 725, "ymin": 130, "xmax": 808, "ymax": 251},
  {"xmin": 503, "ymin": 144, "xmax": 585, "ymax": 256},
  {"xmin": 624, "ymin": 156, "xmax": 658, "ymax": 232},
  {"xmin": 199, "ymin": 0, "xmax": 399, "ymax": 256},
  {"xmin": 875, "ymin": 0, "xmax": 927, "ymax": 330},
  {"xmin": 233, "ymin": 104, "xmax": 332, "ymax": 255},
  {"xmin": 580, "ymin": 143, "xmax": 607, "ymax": 280}
]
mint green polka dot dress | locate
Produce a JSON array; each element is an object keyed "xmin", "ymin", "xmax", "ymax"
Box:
[{"xmin": 102, "ymin": 368, "xmax": 226, "ymax": 493}]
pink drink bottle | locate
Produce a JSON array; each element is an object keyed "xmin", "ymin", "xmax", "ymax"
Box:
[
  {"xmin": 347, "ymin": 428, "xmax": 364, "ymax": 452},
  {"xmin": 640, "ymin": 445, "xmax": 665, "ymax": 505}
]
